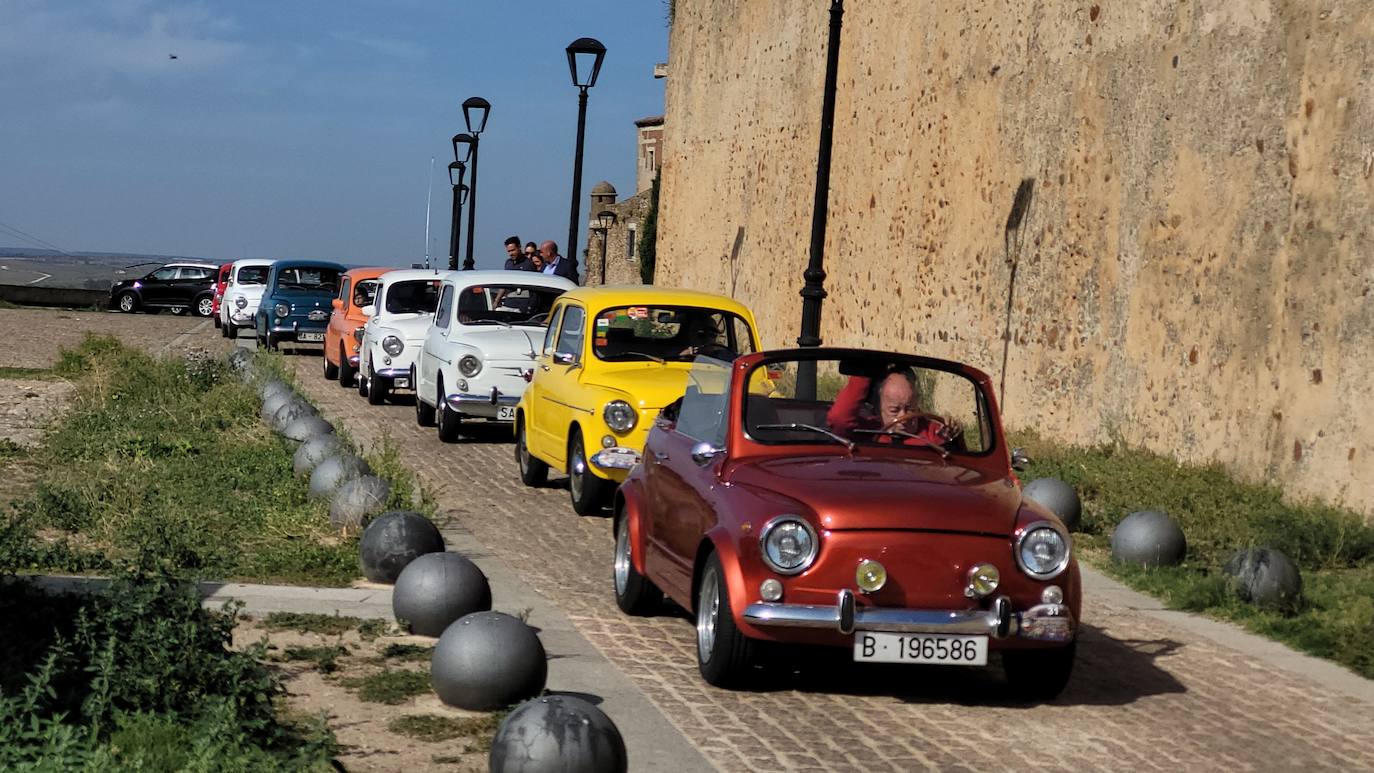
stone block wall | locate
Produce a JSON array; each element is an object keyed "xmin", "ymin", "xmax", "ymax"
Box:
[{"xmin": 657, "ymin": 0, "xmax": 1374, "ymax": 516}]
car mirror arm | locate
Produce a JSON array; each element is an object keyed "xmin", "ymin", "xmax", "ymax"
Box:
[{"xmin": 691, "ymin": 441, "xmax": 725, "ymax": 466}]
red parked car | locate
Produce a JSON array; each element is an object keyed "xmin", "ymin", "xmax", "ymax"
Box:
[
  {"xmin": 210, "ymin": 262, "xmax": 233, "ymax": 328},
  {"xmin": 612, "ymin": 348, "xmax": 1079, "ymax": 698}
]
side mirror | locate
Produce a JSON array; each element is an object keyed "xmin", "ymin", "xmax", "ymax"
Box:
[
  {"xmin": 331, "ymin": 298, "xmax": 343, "ymax": 311},
  {"xmin": 360, "ymin": 305, "xmax": 375, "ymax": 318},
  {"xmin": 1010, "ymin": 447, "xmax": 1031, "ymax": 471},
  {"xmin": 553, "ymin": 352, "xmax": 576, "ymax": 365},
  {"xmin": 691, "ymin": 441, "xmax": 725, "ymax": 466}
]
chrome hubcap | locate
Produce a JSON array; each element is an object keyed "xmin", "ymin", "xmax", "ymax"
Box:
[
  {"xmin": 697, "ymin": 566, "xmax": 719, "ymax": 662},
  {"xmin": 614, "ymin": 519, "xmax": 631, "ymax": 596},
  {"xmin": 569, "ymin": 443, "xmax": 585, "ymax": 500},
  {"xmin": 198, "ymin": 298, "xmax": 214, "ymax": 315},
  {"xmin": 119, "ymin": 296, "xmax": 133, "ymax": 311}
]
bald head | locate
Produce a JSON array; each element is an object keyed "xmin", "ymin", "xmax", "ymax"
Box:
[
  {"xmin": 877, "ymin": 372, "xmax": 915, "ymax": 425},
  {"xmin": 539, "ymin": 240, "xmax": 558, "ymax": 261}
]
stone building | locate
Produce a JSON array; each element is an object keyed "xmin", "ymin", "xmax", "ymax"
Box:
[
  {"xmin": 583, "ymin": 114, "xmax": 665, "ymax": 286},
  {"xmin": 635, "ymin": 116, "xmax": 665, "ymax": 195}
]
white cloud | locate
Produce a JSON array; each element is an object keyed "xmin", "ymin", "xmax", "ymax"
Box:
[{"xmin": 330, "ymin": 30, "xmax": 426, "ymax": 61}]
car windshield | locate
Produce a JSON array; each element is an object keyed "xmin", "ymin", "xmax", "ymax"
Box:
[
  {"xmin": 592, "ymin": 305, "xmax": 754, "ymax": 363},
  {"xmin": 237, "ymin": 266, "xmax": 268, "ymax": 285},
  {"xmin": 456, "ymin": 283, "xmax": 566, "ymax": 326},
  {"xmin": 276, "ymin": 266, "xmax": 339, "ymax": 292},
  {"xmin": 742, "ymin": 354, "xmax": 995, "ymax": 455},
  {"xmin": 385, "ymin": 279, "xmax": 440, "ymax": 315}
]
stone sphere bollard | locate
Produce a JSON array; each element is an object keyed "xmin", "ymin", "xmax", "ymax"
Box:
[
  {"xmin": 261, "ymin": 392, "xmax": 294, "ymax": 424},
  {"xmin": 283, "ymin": 414, "xmax": 334, "ymax": 442},
  {"xmin": 1022, "ymin": 477, "xmax": 1082, "ymax": 532},
  {"xmin": 308, "ymin": 454, "xmax": 371, "ymax": 499},
  {"xmin": 359, "ymin": 511, "xmax": 445, "ymax": 583},
  {"xmin": 489, "ymin": 694, "xmax": 628, "ymax": 773},
  {"xmin": 392, "ymin": 552, "xmax": 491, "ymax": 637},
  {"xmin": 272, "ymin": 399, "xmax": 316, "ymax": 432},
  {"xmin": 293, "ymin": 435, "xmax": 344, "ymax": 477},
  {"xmin": 227, "ymin": 348, "xmax": 252, "ymax": 371},
  {"xmin": 1223, "ymin": 547, "xmax": 1303, "ymax": 612},
  {"xmin": 431, "ymin": 611, "xmax": 545, "ymax": 711},
  {"xmin": 1111, "ymin": 510, "xmax": 1187, "ymax": 567},
  {"xmin": 258, "ymin": 379, "xmax": 290, "ymax": 401},
  {"xmin": 329, "ymin": 475, "xmax": 391, "ymax": 530}
]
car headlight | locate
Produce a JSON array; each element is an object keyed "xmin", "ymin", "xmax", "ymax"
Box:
[
  {"xmin": 352, "ymin": 327, "xmax": 364, "ymax": 344},
  {"xmin": 274, "ymin": 303, "xmax": 289, "ymax": 318},
  {"xmin": 603, "ymin": 400, "xmax": 636, "ymax": 434},
  {"xmin": 458, "ymin": 355, "xmax": 482, "ymax": 377},
  {"xmin": 1015, "ymin": 522, "xmax": 1071, "ymax": 580},
  {"xmin": 382, "ymin": 336, "xmax": 404, "ymax": 356},
  {"xmin": 234, "ymin": 295, "xmax": 247, "ymax": 309},
  {"xmin": 759, "ymin": 515, "xmax": 819, "ymax": 576}
]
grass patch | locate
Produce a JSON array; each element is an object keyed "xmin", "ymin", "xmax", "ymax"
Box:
[
  {"xmin": 279, "ymin": 644, "xmax": 350, "ymax": 674},
  {"xmin": 367, "ymin": 432, "xmax": 436, "ymax": 516},
  {"xmin": 0, "ymin": 365, "xmax": 58, "ymax": 380},
  {"xmin": 381, "ymin": 642, "xmax": 434, "ymax": 662},
  {"xmin": 2, "ymin": 334, "xmax": 358, "ymax": 585},
  {"xmin": 0, "ymin": 439, "xmax": 26, "ymax": 460},
  {"xmin": 388, "ymin": 712, "xmax": 503, "ymax": 743},
  {"xmin": 1011, "ymin": 429, "xmax": 1374, "ymax": 678},
  {"xmin": 263, "ymin": 612, "xmax": 386, "ymax": 640},
  {"xmin": 342, "ymin": 668, "xmax": 430, "ymax": 705}
]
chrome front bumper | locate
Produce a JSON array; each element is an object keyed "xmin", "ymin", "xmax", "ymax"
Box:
[
  {"xmin": 590, "ymin": 447, "xmax": 641, "ymax": 470},
  {"xmin": 742, "ymin": 591, "xmax": 1075, "ymax": 641},
  {"xmin": 444, "ymin": 389, "xmax": 519, "ymax": 420}
]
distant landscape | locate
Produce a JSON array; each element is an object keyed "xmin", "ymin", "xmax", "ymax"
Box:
[{"xmin": 0, "ymin": 247, "xmax": 219, "ymax": 290}]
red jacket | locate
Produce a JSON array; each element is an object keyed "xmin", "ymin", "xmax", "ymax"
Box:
[{"xmin": 826, "ymin": 376, "xmax": 951, "ymax": 446}]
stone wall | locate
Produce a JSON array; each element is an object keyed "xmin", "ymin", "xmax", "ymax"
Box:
[
  {"xmin": 657, "ymin": 0, "xmax": 1374, "ymax": 516},
  {"xmin": 585, "ymin": 189, "xmax": 651, "ymax": 286}
]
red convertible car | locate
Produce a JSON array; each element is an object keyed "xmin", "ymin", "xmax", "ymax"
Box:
[{"xmin": 612, "ymin": 348, "xmax": 1079, "ymax": 698}]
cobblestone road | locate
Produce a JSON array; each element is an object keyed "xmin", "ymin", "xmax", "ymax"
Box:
[{"xmin": 271, "ymin": 352, "xmax": 1374, "ymax": 773}]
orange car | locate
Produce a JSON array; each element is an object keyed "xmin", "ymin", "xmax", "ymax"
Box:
[{"xmin": 323, "ymin": 266, "xmax": 390, "ymax": 387}]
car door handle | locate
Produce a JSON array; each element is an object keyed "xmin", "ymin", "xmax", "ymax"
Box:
[
  {"xmin": 650, "ymin": 450, "xmax": 669, "ymax": 462},
  {"xmin": 540, "ymin": 364, "xmax": 550, "ymax": 372}
]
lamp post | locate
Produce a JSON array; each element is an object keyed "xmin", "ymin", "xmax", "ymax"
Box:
[
  {"xmin": 796, "ymin": 0, "xmax": 845, "ymax": 399},
  {"xmin": 593, "ymin": 209, "xmax": 616, "ymax": 285},
  {"xmin": 447, "ymin": 161, "xmax": 467, "ymax": 271},
  {"xmin": 458, "ymin": 97, "xmax": 490, "ymax": 270},
  {"xmin": 565, "ymin": 37, "xmax": 606, "ymax": 284}
]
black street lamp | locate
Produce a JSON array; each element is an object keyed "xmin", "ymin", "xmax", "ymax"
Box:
[
  {"xmin": 458, "ymin": 97, "xmax": 490, "ymax": 270},
  {"xmin": 565, "ymin": 37, "xmax": 606, "ymax": 283},
  {"xmin": 447, "ymin": 161, "xmax": 467, "ymax": 271},
  {"xmin": 796, "ymin": 0, "xmax": 845, "ymax": 399},
  {"xmin": 593, "ymin": 209, "xmax": 617, "ymax": 285}
]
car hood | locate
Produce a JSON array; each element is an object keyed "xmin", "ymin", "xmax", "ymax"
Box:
[
  {"xmin": 448, "ymin": 327, "xmax": 544, "ymax": 360},
  {"xmin": 580, "ymin": 363, "xmax": 692, "ymax": 410},
  {"xmin": 230, "ymin": 285, "xmax": 267, "ymax": 300},
  {"xmin": 276, "ymin": 295, "xmax": 332, "ymax": 314},
  {"xmin": 729, "ymin": 454, "xmax": 1020, "ymax": 536},
  {"xmin": 374, "ymin": 314, "xmax": 432, "ymax": 339}
]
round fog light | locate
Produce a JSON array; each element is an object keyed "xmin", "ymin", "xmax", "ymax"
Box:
[
  {"xmin": 602, "ymin": 435, "xmax": 615, "ymax": 448},
  {"xmin": 759, "ymin": 579, "xmax": 783, "ymax": 602},
  {"xmin": 855, "ymin": 559, "xmax": 887, "ymax": 593},
  {"xmin": 456, "ymin": 379, "xmax": 468, "ymax": 392},
  {"xmin": 965, "ymin": 563, "xmax": 1000, "ymax": 598},
  {"xmin": 1041, "ymin": 585, "xmax": 1064, "ymax": 605}
]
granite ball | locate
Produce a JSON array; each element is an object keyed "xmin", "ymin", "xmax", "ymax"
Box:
[
  {"xmin": 489, "ymin": 695, "xmax": 627, "ymax": 773},
  {"xmin": 283, "ymin": 414, "xmax": 334, "ymax": 442},
  {"xmin": 227, "ymin": 348, "xmax": 252, "ymax": 370},
  {"xmin": 1111, "ymin": 510, "xmax": 1187, "ymax": 567},
  {"xmin": 329, "ymin": 474, "xmax": 391, "ymax": 530},
  {"xmin": 271, "ymin": 399, "xmax": 317, "ymax": 432},
  {"xmin": 293, "ymin": 435, "xmax": 344, "ymax": 477},
  {"xmin": 392, "ymin": 552, "xmax": 491, "ymax": 637},
  {"xmin": 308, "ymin": 454, "xmax": 371, "ymax": 500},
  {"xmin": 359, "ymin": 511, "xmax": 445, "ymax": 583},
  {"xmin": 431, "ymin": 611, "xmax": 545, "ymax": 711},
  {"xmin": 1023, "ymin": 477, "xmax": 1082, "ymax": 532},
  {"xmin": 260, "ymin": 392, "xmax": 293, "ymax": 424},
  {"xmin": 258, "ymin": 379, "xmax": 290, "ymax": 401},
  {"xmin": 1223, "ymin": 547, "xmax": 1303, "ymax": 612}
]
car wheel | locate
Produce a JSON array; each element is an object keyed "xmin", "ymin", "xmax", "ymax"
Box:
[
  {"xmin": 213, "ymin": 315, "xmax": 221, "ymax": 329},
  {"xmin": 169, "ymin": 306, "xmax": 187, "ymax": 316},
  {"xmin": 194, "ymin": 295, "xmax": 215, "ymax": 317},
  {"xmin": 568, "ymin": 428, "xmax": 610, "ymax": 516},
  {"xmin": 323, "ymin": 349, "xmax": 338, "ymax": 380},
  {"xmin": 338, "ymin": 345, "xmax": 355, "ymax": 388},
  {"xmin": 515, "ymin": 416, "xmax": 548, "ymax": 487},
  {"xmin": 696, "ymin": 552, "xmax": 755, "ymax": 688},
  {"xmin": 436, "ymin": 377, "xmax": 462, "ymax": 441},
  {"xmin": 367, "ymin": 363, "xmax": 388, "ymax": 405},
  {"xmin": 415, "ymin": 370, "xmax": 437, "ymax": 427},
  {"xmin": 265, "ymin": 333, "xmax": 278, "ymax": 352},
  {"xmin": 116, "ymin": 292, "xmax": 138, "ymax": 313},
  {"xmin": 613, "ymin": 512, "xmax": 662, "ymax": 615},
  {"xmin": 1002, "ymin": 642, "xmax": 1076, "ymax": 702}
]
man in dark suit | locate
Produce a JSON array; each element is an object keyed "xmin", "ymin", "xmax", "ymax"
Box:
[{"xmin": 538, "ymin": 240, "xmax": 579, "ymax": 284}]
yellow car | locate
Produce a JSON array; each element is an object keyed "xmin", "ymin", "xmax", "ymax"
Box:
[{"xmin": 514, "ymin": 286, "xmax": 763, "ymax": 514}]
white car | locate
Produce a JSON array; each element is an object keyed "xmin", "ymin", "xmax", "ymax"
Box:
[
  {"xmin": 219, "ymin": 259, "xmax": 275, "ymax": 338},
  {"xmin": 358, "ymin": 269, "xmax": 453, "ymax": 405},
  {"xmin": 414, "ymin": 270, "xmax": 576, "ymax": 441}
]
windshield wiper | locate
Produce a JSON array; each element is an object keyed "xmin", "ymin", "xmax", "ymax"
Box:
[
  {"xmin": 851, "ymin": 428, "xmax": 950, "ymax": 460},
  {"xmin": 756, "ymin": 423, "xmax": 855, "ymax": 452},
  {"xmin": 468, "ymin": 319, "xmax": 512, "ymax": 328},
  {"xmin": 607, "ymin": 351, "xmax": 664, "ymax": 363}
]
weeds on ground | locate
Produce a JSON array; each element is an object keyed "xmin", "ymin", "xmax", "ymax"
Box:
[
  {"xmin": 388, "ymin": 712, "xmax": 504, "ymax": 743},
  {"xmin": 2, "ymin": 334, "xmax": 358, "ymax": 585},
  {"xmin": 341, "ymin": 668, "xmax": 431, "ymax": 705},
  {"xmin": 380, "ymin": 642, "xmax": 434, "ymax": 662},
  {"xmin": 367, "ymin": 431, "xmax": 437, "ymax": 516},
  {"xmin": 263, "ymin": 612, "xmax": 387, "ymax": 640},
  {"xmin": 0, "ymin": 365, "xmax": 58, "ymax": 380},
  {"xmin": 1010, "ymin": 428, "xmax": 1374, "ymax": 678},
  {"xmin": 279, "ymin": 645, "xmax": 351, "ymax": 674}
]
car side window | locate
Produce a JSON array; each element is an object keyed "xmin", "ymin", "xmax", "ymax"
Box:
[
  {"xmin": 554, "ymin": 305, "xmax": 585, "ymax": 363},
  {"xmin": 339, "ymin": 278, "xmax": 352, "ymax": 308},
  {"xmin": 675, "ymin": 358, "xmax": 732, "ymax": 445},
  {"xmin": 182, "ymin": 268, "xmax": 211, "ymax": 280},
  {"xmin": 435, "ymin": 285, "xmax": 454, "ymax": 330},
  {"xmin": 151, "ymin": 268, "xmax": 177, "ymax": 281},
  {"xmin": 542, "ymin": 306, "xmax": 563, "ymax": 355}
]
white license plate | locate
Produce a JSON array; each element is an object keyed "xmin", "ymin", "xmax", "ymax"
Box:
[
  {"xmin": 393, "ymin": 377, "xmax": 409, "ymax": 389},
  {"xmin": 853, "ymin": 633, "xmax": 988, "ymax": 666},
  {"xmin": 496, "ymin": 406, "xmax": 515, "ymax": 421},
  {"xmin": 296, "ymin": 332, "xmax": 324, "ymax": 342}
]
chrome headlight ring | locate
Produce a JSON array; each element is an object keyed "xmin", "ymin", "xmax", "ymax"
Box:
[
  {"xmin": 458, "ymin": 355, "xmax": 482, "ymax": 377},
  {"xmin": 1014, "ymin": 520, "xmax": 1071, "ymax": 580},
  {"xmin": 603, "ymin": 399, "xmax": 636, "ymax": 434},
  {"xmin": 382, "ymin": 335, "xmax": 404, "ymax": 357},
  {"xmin": 274, "ymin": 302, "xmax": 290, "ymax": 318},
  {"xmin": 234, "ymin": 295, "xmax": 247, "ymax": 309},
  {"xmin": 759, "ymin": 515, "xmax": 819, "ymax": 576}
]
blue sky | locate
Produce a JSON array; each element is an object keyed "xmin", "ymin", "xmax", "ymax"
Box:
[{"xmin": 0, "ymin": 0, "xmax": 670, "ymax": 269}]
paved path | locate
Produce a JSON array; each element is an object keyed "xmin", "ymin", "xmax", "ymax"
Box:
[
  {"xmin": 0, "ymin": 307, "xmax": 215, "ymax": 368},
  {"xmin": 278, "ymin": 353, "xmax": 1374, "ymax": 773}
]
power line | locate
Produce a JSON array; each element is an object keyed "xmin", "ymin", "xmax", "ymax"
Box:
[{"xmin": 0, "ymin": 218, "xmax": 69, "ymax": 255}]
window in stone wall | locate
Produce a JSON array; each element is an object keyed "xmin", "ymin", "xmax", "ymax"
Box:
[{"xmin": 626, "ymin": 224, "xmax": 638, "ymax": 261}]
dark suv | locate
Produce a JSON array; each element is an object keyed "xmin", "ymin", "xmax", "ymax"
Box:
[{"xmin": 108, "ymin": 262, "xmax": 221, "ymax": 316}]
